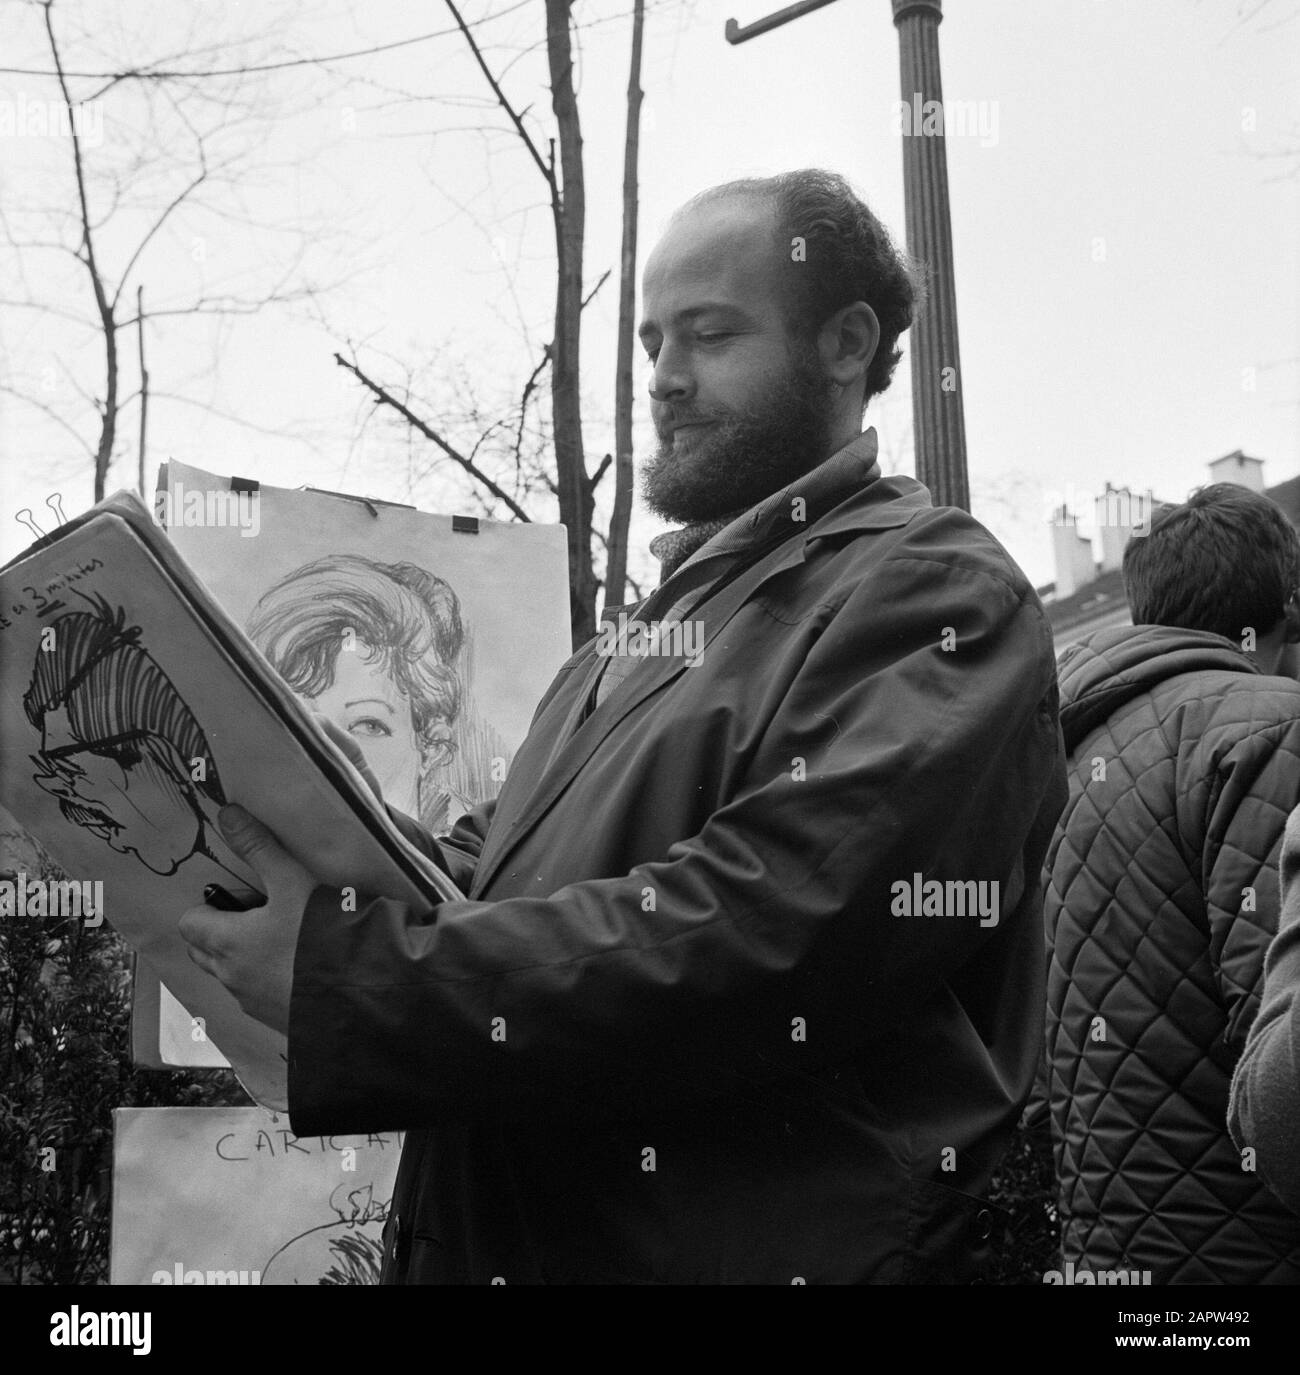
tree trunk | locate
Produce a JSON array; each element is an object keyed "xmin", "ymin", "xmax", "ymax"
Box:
[
  {"xmin": 136, "ymin": 286, "xmax": 148, "ymax": 499},
  {"xmin": 604, "ymin": 0, "xmax": 644, "ymax": 613},
  {"xmin": 93, "ymin": 293, "xmax": 117, "ymax": 502},
  {"xmin": 545, "ymin": 0, "xmax": 596, "ymax": 647}
]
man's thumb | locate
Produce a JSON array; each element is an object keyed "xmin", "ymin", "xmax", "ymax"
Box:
[{"xmin": 218, "ymin": 804, "xmax": 291, "ymax": 875}]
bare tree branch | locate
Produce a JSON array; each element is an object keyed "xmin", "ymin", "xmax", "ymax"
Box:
[
  {"xmin": 112, "ymin": 163, "xmax": 208, "ymax": 311},
  {"xmin": 443, "ymin": 0, "xmax": 557, "ymax": 199},
  {"xmin": 0, "ymin": 383, "xmax": 97, "ymax": 459},
  {"xmin": 0, "ymin": 13, "xmax": 537, "ymax": 82},
  {"xmin": 0, "ymin": 297, "xmax": 101, "ymax": 329},
  {"xmin": 582, "ymin": 267, "xmax": 611, "ymax": 308},
  {"xmin": 44, "ymin": 0, "xmax": 117, "ymax": 500},
  {"xmin": 334, "ymin": 351, "xmax": 533, "ymax": 523},
  {"xmin": 513, "ymin": 343, "xmax": 552, "ymax": 477}
]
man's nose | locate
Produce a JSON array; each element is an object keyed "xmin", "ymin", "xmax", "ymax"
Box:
[{"xmin": 648, "ymin": 344, "xmax": 694, "ymax": 403}]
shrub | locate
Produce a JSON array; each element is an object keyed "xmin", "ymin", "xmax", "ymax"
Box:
[
  {"xmin": 0, "ymin": 825, "xmax": 247, "ymax": 1285},
  {"xmin": 986, "ymin": 1111, "xmax": 1060, "ymax": 1284}
]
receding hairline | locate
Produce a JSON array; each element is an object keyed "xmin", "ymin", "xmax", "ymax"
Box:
[
  {"xmin": 662, "ymin": 184, "xmax": 784, "ymax": 252},
  {"xmin": 648, "ymin": 187, "xmax": 811, "ymax": 336}
]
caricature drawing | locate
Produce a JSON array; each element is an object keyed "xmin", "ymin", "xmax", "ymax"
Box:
[
  {"xmin": 246, "ymin": 555, "xmax": 506, "ymax": 833},
  {"xmin": 23, "ymin": 593, "xmax": 243, "ymax": 882},
  {"xmin": 260, "ymin": 1182, "xmax": 389, "ymax": 1285}
]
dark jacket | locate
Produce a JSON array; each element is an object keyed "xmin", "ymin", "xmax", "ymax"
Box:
[
  {"xmin": 1044, "ymin": 624, "xmax": 1300, "ymax": 1283},
  {"xmin": 1229, "ymin": 801, "xmax": 1300, "ymax": 1215},
  {"xmin": 288, "ymin": 442, "xmax": 1067, "ymax": 1284}
]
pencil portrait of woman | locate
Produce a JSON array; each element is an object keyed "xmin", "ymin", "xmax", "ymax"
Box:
[{"xmin": 246, "ymin": 555, "xmax": 502, "ymax": 834}]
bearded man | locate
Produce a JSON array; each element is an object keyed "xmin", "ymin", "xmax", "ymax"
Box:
[{"xmin": 181, "ymin": 169, "xmax": 1067, "ymax": 1284}]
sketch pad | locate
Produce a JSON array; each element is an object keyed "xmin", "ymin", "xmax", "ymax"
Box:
[
  {"xmin": 109, "ymin": 1106, "xmax": 403, "ymax": 1285},
  {"xmin": 132, "ymin": 462, "xmax": 572, "ymax": 1073},
  {"xmin": 0, "ymin": 491, "xmax": 464, "ymax": 1108}
]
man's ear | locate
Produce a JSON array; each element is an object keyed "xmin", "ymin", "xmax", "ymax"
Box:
[
  {"xmin": 1284, "ymin": 598, "xmax": 1300, "ymax": 643},
  {"xmin": 818, "ymin": 301, "xmax": 880, "ymax": 392}
]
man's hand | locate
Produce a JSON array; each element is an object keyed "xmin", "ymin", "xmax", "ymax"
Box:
[
  {"xmin": 178, "ymin": 805, "xmax": 316, "ymax": 1037},
  {"xmin": 312, "ymin": 712, "xmax": 385, "ymax": 804}
]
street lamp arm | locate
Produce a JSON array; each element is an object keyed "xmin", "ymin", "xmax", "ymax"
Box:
[{"xmin": 724, "ymin": 0, "xmax": 841, "ymax": 45}]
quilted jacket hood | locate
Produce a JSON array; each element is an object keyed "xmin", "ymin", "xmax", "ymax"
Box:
[
  {"xmin": 1044, "ymin": 621, "xmax": 1300, "ymax": 1283},
  {"xmin": 1057, "ymin": 623, "xmax": 1261, "ymax": 753}
]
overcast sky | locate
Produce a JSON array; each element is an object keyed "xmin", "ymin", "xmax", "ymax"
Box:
[{"xmin": 1, "ymin": 0, "xmax": 1296, "ymax": 588}]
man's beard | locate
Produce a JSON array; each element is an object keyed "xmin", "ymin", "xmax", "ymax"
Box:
[{"xmin": 640, "ymin": 342, "xmax": 837, "ymax": 525}]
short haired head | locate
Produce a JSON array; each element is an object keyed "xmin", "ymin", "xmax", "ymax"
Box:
[
  {"xmin": 1122, "ymin": 483, "xmax": 1300, "ymax": 640},
  {"xmin": 679, "ymin": 169, "xmax": 922, "ymax": 408},
  {"xmin": 23, "ymin": 595, "xmax": 231, "ymax": 876},
  {"xmin": 24, "ymin": 596, "xmax": 228, "ymax": 813}
]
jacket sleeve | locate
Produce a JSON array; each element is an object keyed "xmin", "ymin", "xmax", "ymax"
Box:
[
  {"xmin": 385, "ymin": 800, "xmax": 494, "ymax": 894},
  {"xmin": 1202, "ymin": 712, "xmax": 1300, "ymax": 1051},
  {"xmin": 1228, "ymin": 804, "xmax": 1300, "ymax": 1215},
  {"xmin": 288, "ymin": 549, "xmax": 1065, "ymax": 1133}
]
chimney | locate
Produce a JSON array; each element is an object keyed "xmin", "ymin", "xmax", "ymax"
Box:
[
  {"xmin": 1051, "ymin": 506, "xmax": 1097, "ymax": 599},
  {"xmin": 1095, "ymin": 483, "xmax": 1156, "ymax": 572},
  {"xmin": 1208, "ymin": 449, "xmax": 1265, "ymax": 493}
]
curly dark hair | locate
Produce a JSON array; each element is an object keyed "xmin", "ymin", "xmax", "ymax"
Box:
[
  {"xmin": 1122, "ymin": 483, "xmax": 1300, "ymax": 641},
  {"xmin": 684, "ymin": 169, "xmax": 923, "ymax": 407}
]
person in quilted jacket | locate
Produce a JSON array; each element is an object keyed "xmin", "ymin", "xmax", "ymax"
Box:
[
  {"xmin": 1229, "ymin": 801, "xmax": 1300, "ymax": 1215},
  {"xmin": 1043, "ymin": 482, "xmax": 1300, "ymax": 1283}
]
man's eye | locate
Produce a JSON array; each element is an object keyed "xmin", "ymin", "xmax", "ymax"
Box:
[
  {"xmin": 348, "ymin": 718, "xmax": 392, "ymax": 739},
  {"xmin": 697, "ymin": 332, "xmax": 731, "ymax": 343}
]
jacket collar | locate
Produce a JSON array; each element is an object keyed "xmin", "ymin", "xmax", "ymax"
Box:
[
  {"xmin": 667, "ymin": 428, "xmax": 928, "ymax": 576},
  {"xmin": 467, "ymin": 438, "xmax": 932, "ymax": 896}
]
